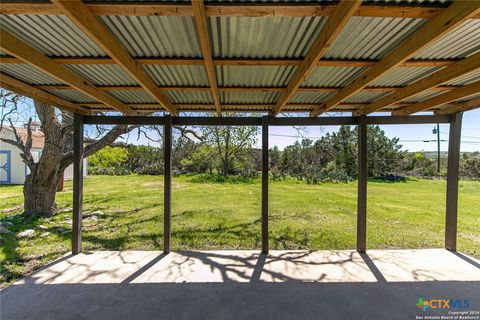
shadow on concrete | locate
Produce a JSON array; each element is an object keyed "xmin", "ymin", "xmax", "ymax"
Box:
[
  {"xmin": 359, "ymin": 252, "xmax": 386, "ymax": 283},
  {"xmin": 121, "ymin": 253, "xmax": 167, "ymax": 284},
  {"xmin": 2, "ymin": 250, "xmax": 480, "ymax": 320},
  {"xmin": 451, "ymin": 251, "xmax": 480, "ymax": 269}
]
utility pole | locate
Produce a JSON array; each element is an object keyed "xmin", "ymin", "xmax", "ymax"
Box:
[{"xmin": 433, "ymin": 124, "xmax": 440, "ymax": 173}]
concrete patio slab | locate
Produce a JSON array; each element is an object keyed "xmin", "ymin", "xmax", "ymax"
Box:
[{"xmin": 1, "ymin": 249, "xmax": 479, "ymax": 320}]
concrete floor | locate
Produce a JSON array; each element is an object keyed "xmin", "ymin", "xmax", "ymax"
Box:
[{"xmin": 1, "ymin": 249, "xmax": 479, "ymax": 319}]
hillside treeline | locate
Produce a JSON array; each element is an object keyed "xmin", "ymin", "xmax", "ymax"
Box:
[{"xmin": 88, "ymin": 125, "xmax": 480, "ymax": 182}]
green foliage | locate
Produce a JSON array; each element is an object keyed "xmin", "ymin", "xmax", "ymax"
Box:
[
  {"xmin": 188, "ymin": 173, "xmax": 259, "ymax": 184},
  {"xmin": 124, "ymin": 145, "xmax": 164, "ymax": 175},
  {"xmin": 180, "ymin": 144, "xmax": 216, "ymax": 174},
  {"xmin": 88, "ymin": 146, "xmax": 129, "ymax": 175},
  {"xmin": 279, "ymin": 125, "xmax": 405, "ymax": 183},
  {"xmin": 461, "ymin": 152, "xmax": 480, "ymax": 180},
  {"xmin": 87, "ymin": 124, "xmax": 479, "ymax": 182}
]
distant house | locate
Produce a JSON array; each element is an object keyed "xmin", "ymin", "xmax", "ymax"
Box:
[{"xmin": 0, "ymin": 122, "xmax": 87, "ymax": 185}]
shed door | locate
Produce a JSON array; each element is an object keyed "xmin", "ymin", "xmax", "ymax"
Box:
[{"xmin": 0, "ymin": 150, "xmax": 12, "ymax": 184}]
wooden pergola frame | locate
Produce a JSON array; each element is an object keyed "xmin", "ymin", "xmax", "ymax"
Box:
[
  {"xmin": 72, "ymin": 113, "xmax": 463, "ymax": 255},
  {"xmin": 0, "ymin": 1, "xmax": 475, "ymax": 256}
]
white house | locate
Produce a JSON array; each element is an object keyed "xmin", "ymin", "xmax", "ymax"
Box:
[{"xmin": 0, "ymin": 122, "xmax": 87, "ymax": 185}]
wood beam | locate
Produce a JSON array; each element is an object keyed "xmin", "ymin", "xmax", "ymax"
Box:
[
  {"xmin": 357, "ymin": 51, "xmax": 480, "ymax": 115},
  {"xmin": 311, "ymin": 1, "xmax": 480, "ymax": 117},
  {"xmin": 0, "ymin": 28, "xmax": 132, "ymax": 114},
  {"xmin": 393, "ymin": 79, "xmax": 480, "ymax": 115},
  {"xmin": 445, "ymin": 113, "xmax": 462, "ymax": 251},
  {"xmin": 0, "ymin": 73, "xmax": 87, "ymax": 114},
  {"xmin": 76, "ymin": 102, "xmax": 413, "ymax": 113},
  {"xmin": 52, "ymin": 0, "xmax": 177, "ymax": 115},
  {"xmin": 72, "ymin": 113, "xmax": 84, "ymax": 254},
  {"xmin": 192, "ymin": 0, "xmax": 221, "ymax": 116},
  {"xmin": 262, "ymin": 116, "xmax": 270, "ymax": 254},
  {"xmin": 2, "ymin": 2, "xmax": 480, "ymax": 19},
  {"xmin": 35, "ymin": 84, "xmax": 457, "ymax": 93},
  {"xmin": 163, "ymin": 114, "xmax": 172, "ymax": 253},
  {"xmin": 436, "ymin": 96, "xmax": 480, "ymax": 114},
  {"xmin": 0, "ymin": 55, "xmax": 462, "ymax": 67},
  {"xmin": 273, "ymin": 0, "xmax": 362, "ymax": 115},
  {"xmin": 357, "ymin": 116, "xmax": 367, "ymax": 253}
]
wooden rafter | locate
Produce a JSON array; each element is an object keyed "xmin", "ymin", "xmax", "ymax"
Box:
[
  {"xmin": 192, "ymin": 0, "xmax": 221, "ymax": 116},
  {"xmin": 0, "ymin": 56, "xmax": 461, "ymax": 68},
  {"xmin": 33, "ymin": 84, "xmax": 457, "ymax": 93},
  {"xmin": 355, "ymin": 51, "xmax": 480, "ymax": 115},
  {"xmin": 393, "ymin": 79, "xmax": 480, "ymax": 115},
  {"xmin": 310, "ymin": 1, "xmax": 480, "ymax": 117},
  {"xmin": 0, "ymin": 73, "xmax": 88, "ymax": 114},
  {"xmin": 0, "ymin": 28, "xmax": 133, "ymax": 114},
  {"xmin": 2, "ymin": 2, "xmax": 480, "ymax": 19},
  {"xmin": 76, "ymin": 101, "xmax": 411, "ymax": 110},
  {"xmin": 52, "ymin": 0, "xmax": 177, "ymax": 115},
  {"xmin": 273, "ymin": 0, "xmax": 362, "ymax": 115},
  {"xmin": 436, "ymin": 96, "xmax": 480, "ymax": 114}
]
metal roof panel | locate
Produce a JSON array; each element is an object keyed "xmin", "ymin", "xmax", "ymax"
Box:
[
  {"xmin": 0, "ymin": 14, "xmax": 105, "ymax": 57},
  {"xmin": 210, "ymin": 16, "xmax": 327, "ymax": 58},
  {"xmin": 99, "ymin": 15, "xmax": 202, "ymax": 58},
  {"xmin": 1, "ymin": 63, "xmax": 63, "ymax": 85}
]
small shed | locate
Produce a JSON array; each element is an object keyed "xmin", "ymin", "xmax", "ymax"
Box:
[{"xmin": 0, "ymin": 123, "xmax": 87, "ymax": 185}]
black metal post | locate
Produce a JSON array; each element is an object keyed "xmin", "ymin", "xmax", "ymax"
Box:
[
  {"xmin": 357, "ymin": 116, "xmax": 367, "ymax": 253},
  {"xmin": 72, "ymin": 113, "xmax": 84, "ymax": 254},
  {"xmin": 262, "ymin": 116, "xmax": 270, "ymax": 254},
  {"xmin": 445, "ymin": 113, "xmax": 462, "ymax": 251},
  {"xmin": 163, "ymin": 115, "xmax": 172, "ymax": 253}
]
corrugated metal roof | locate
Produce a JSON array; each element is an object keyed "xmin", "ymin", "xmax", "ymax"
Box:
[
  {"xmin": 414, "ymin": 19, "xmax": 480, "ymax": 59},
  {"xmin": 165, "ymin": 91, "xmax": 213, "ymax": 103},
  {"xmin": 108, "ymin": 90, "xmax": 156, "ymax": 103},
  {"xmin": 220, "ymin": 91, "xmax": 281, "ymax": 104},
  {"xmin": 443, "ymin": 69, "xmax": 480, "ymax": 86},
  {"xmin": 345, "ymin": 91, "xmax": 390, "ymax": 103},
  {"xmin": 210, "ymin": 16, "xmax": 327, "ymax": 58},
  {"xmin": 143, "ymin": 65, "xmax": 209, "ymax": 86},
  {"xmin": 65, "ymin": 64, "xmax": 138, "ymax": 86},
  {"xmin": 289, "ymin": 92, "xmax": 335, "ymax": 104},
  {"xmin": 0, "ymin": 14, "xmax": 105, "ymax": 57},
  {"xmin": 370, "ymin": 66, "xmax": 441, "ymax": 87},
  {"xmin": 45, "ymin": 89, "xmax": 96, "ymax": 103},
  {"xmin": 99, "ymin": 16, "xmax": 202, "ymax": 58},
  {"xmin": 324, "ymin": 17, "xmax": 425, "ymax": 59},
  {"xmin": 403, "ymin": 90, "xmax": 444, "ymax": 103},
  {"xmin": 302, "ymin": 67, "xmax": 367, "ymax": 87},
  {"xmin": 0, "ymin": 63, "xmax": 63, "ymax": 85},
  {"xmin": 216, "ymin": 66, "xmax": 296, "ymax": 87}
]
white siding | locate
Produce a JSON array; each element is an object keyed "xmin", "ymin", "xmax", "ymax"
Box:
[{"xmin": 0, "ymin": 129, "xmax": 87, "ymax": 185}]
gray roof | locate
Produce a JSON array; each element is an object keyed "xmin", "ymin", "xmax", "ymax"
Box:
[{"xmin": 0, "ymin": 0, "xmax": 479, "ymax": 115}]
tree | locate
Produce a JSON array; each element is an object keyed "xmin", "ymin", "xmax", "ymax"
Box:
[
  {"xmin": 0, "ymin": 91, "xmax": 138, "ymax": 217},
  {"xmin": 201, "ymin": 122, "xmax": 259, "ymax": 177}
]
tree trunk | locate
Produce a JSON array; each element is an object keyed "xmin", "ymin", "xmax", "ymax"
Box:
[{"xmin": 23, "ymin": 172, "xmax": 60, "ymax": 217}]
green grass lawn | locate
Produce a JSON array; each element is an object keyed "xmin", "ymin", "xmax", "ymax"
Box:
[{"xmin": 1, "ymin": 175, "xmax": 479, "ymax": 287}]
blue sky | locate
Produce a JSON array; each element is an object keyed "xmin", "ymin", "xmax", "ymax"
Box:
[
  {"xmin": 119, "ymin": 109, "xmax": 480, "ymax": 152},
  {"xmin": 264, "ymin": 109, "xmax": 480, "ymax": 152},
  {"xmin": 5, "ymin": 97, "xmax": 479, "ymax": 153}
]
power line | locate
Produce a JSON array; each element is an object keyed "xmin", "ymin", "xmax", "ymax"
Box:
[
  {"xmin": 440, "ymin": 131, "xmax": 480, "ymax": 140},
  {"xmin": 268, "ymin": 133, "xmax": 480, "ymax": 145}
]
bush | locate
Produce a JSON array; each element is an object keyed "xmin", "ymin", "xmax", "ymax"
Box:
[
  {"xmin": 88, "ymin": 146, "xmax": 128, "ymax": 175},
  {"xmin": 188, "ymin": 173, "xmax": 258, "ymax": 184}
]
